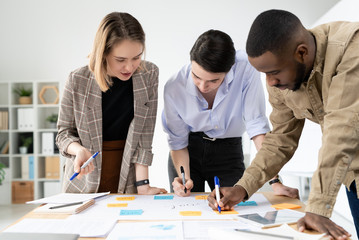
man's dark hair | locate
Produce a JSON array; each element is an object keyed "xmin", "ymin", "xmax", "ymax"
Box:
[
  {"xmin": 246, "ymin": 9, "xmax": 303, "ymax": 57},
  {"xmin": 190, "ymin": 30, "xmax": 235, "ymax": 73}
]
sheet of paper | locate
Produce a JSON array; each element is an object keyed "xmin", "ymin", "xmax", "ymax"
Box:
[
  {"xmin": 263, "ymin": 223, "xmax": 325, "ymax": 240},
  {"xmin": 26, "ymin": 192, "xmax": 110, "ymax": 204},
  {"xmin": 71, "ymin": 193, "xmax": 275, "ymax": 221},
  {"xmin": 106, "ymin": 221, "xmax": 183, "ymax": 240},
  {"xmin": 208, "ymin": 223, "xmax": 325, "ymax": 240},
  {"xmin": 4, "ymin": 217, "xmax": 116, "ymax": 237},
  {"xmin": 209, "ymin": 227, "xmax": 283, "ymax": 240},
  {"xmin": 183, "ymin": 220, "xmax": 260, "ymax": 240}
]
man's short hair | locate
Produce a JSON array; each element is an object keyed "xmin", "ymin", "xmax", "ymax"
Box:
[{"xmin": 246, "ymin": 9, "xmax": 303, "ymax": 58}]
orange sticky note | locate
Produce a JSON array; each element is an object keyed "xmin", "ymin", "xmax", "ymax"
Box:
[
  {"xmin": 271, "ymin": 203, "xmax": 301, "ymax": 210},
  {"xmin": 107, "ymin": 203, "xmax": 128, "ymax": 207},
  {"xmin": 195, "ymin": 195, "xmax": 208, "ymax": 200},
  {"xmin": 179, "ymin": 211, "xmax": 202, "ymax": 216},
  {"xmin": 116, "ymin": 196, "xmax": 135, "ymax": 201},
  {"xmin": 214, "ymin": 210, "xmax": 238, "ymax": 215}
]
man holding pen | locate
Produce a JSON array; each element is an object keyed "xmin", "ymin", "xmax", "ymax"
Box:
[{"xmin": 208, "ymin": 9, "xmax": 359, "ymax": 240}]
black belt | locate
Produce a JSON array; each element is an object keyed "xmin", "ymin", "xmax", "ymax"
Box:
[{"xmin": 190, "ymin": 132, "xmax": 242, "ymax": 142}]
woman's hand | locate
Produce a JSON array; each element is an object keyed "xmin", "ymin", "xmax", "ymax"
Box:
[
  {"xmin": 172, "ymin": 177, "xmax": 193, "ymax": 197},
  {"xmin": 73, "ymin": 147, "xmax": 94, "ymax": 178},
  {"xmin": 137, "ymin": 185, "xmax": 167, "ymax": 195}
]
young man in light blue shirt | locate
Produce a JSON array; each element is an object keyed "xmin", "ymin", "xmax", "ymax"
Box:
[{"xmin": 162, "ymin": 30, "xmax": 298, "ymax": 198}]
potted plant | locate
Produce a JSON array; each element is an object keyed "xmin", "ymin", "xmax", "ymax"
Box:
[
  {"xmin": 13, "ymin": 86, "xmax": 33, "ymax": 104},
  {"xmin": 19, "ymin": 136, "xmax": 33, "ymax": 154},
  {"xmin": 46, "ymin": 113, "xmax": 58, "ymax": 129},
  {"xmin": 0, "ymin": 162, "xmax": 5, "ymax": 185}
]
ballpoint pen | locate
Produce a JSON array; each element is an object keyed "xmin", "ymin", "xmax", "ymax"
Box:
[
  {"xmin": 214, "ymin": 176, "xmax": 221, "ymax": 213},
  {"xmin": 180, "ymin": 166, "xmax": 187, "ymax": 193},
  {"xmin": 69, "ymin": 151, "xmax": 99, "ymax": 181}
]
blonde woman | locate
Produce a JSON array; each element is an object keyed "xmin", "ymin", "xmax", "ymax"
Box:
[{"xmin": 57, "ymin": 12, "xmax": 167, "ymax": 194}]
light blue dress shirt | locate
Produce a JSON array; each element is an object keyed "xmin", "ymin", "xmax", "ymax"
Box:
[{"xmin": 162, "ymin": 50, "xmax": 270, "ymax": 150}]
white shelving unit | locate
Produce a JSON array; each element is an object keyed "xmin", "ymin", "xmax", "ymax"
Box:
[{"xmin": 0, "ymin": 81, "xmax": 62, "ymax": 204}]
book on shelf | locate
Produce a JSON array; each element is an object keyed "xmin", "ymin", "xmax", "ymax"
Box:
[
  {"xmin": 21, "ymin": 156, "xmax": 34, "ymax": 179},
  {"xmin": 1, "ymin": 141, "xmax": 9, "ymax": 154},
  {"xmin": 42, "ymin": 132, "xmax": 54, "ymax": 155},
  {"xmin": 21, "ymin": 156, "xmax": 29, "ymax": 179},
  {"xmin": 0, "ymin": 111, "xmax": 9, "ymax": 130},
  {"xmin": 29, "ymin": 156, "xmax": 34, "ymax": 179},
  {"xmin": 17, "ymin": 108, "xmax": 34, "ymax": 130}
]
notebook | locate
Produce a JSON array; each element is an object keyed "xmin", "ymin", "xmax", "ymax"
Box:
[{"xmin": 33, "ymin": 199, "xmax": 95, "ymax": 214}]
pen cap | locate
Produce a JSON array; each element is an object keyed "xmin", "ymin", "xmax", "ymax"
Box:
[
  {"xmin": 180, "ymin": 166, "xmax": 184, "ymax": 173},
  {"xmin": 214, "ymin": 176, "xmax": 220, "ymax": 185},
  {"xmin": 92, "ymin": 151, "xmax": 99, "ymax": 158}
]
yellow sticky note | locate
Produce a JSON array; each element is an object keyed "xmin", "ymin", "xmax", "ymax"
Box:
[
  {"xmin": 116, "ymin": 196, "xmax": 135, "ymax": 201},
  {"xmin": 271, "ymin": 203, "xmax": 301, "ymax": 210},
  {"xmin": 195, "ymin": 195, "xmax": 208, "ymax": 200},
  {"xmin": 214, "ymin": 210, "xmax": 238, "ymax": 215},
  {"xmin": 179, "ymin": 211, "xmax": 202, "ymax": 216},
  {"xmin": 107, "ymin": 203, "xmax": 128, "ymax": 207}
]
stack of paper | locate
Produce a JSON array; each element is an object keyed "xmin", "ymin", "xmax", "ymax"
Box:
[{"xmin": 26, "ymin": 192, "xmax": 110, "ymax": 204}]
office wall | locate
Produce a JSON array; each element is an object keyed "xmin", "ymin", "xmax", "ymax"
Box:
[{"xmin": 0, "ymin": 0, "xmax": 339, "ymax": 191}]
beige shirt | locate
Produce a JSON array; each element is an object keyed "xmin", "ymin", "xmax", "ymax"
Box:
[
  {"xmin": 236, "ymin": 21, "xmax": 359, "ymax": 218},
  {"xmin": 56, "ymin": 61, "xmax": 159, "ymax": 194}
]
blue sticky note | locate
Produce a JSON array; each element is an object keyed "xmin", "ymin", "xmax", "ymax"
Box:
[
  {"xmin": 120, "ymin": 209, "xmax": 143, "ymax": 215},
  {"xmin": 236, "ymin": 201, "xmax": 257, "ymax": 206},
  {"xmin": 154, "ymin": 195, "xmax": 174, "ymax": 200}
]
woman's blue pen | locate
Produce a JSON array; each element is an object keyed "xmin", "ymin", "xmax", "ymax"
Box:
[{"xmin": 69, "ymin": 151, "xmax": 99, "ymax": 181}]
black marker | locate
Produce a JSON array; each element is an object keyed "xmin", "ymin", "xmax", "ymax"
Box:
[{"xmin": 180, "ymin": 166, "xmax": 187, "ymax": 193}]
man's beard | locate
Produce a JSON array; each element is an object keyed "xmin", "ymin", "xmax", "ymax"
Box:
[{"xmin": 292, "ymin": 61, "xmax": 308, "ymax": 91}]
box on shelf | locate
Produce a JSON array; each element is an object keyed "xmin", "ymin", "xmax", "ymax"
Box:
[
  {"xmin": 45, "ymin": 156, "xmax": 60, "ymax": 179},
  {"xmin": 12, "ymin": 181, "xmax": 34, "ymax": 203}
]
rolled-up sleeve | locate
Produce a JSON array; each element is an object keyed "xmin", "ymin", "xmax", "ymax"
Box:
[
  {"xmin": 236, "ymin": 88, "xmax": 304, "ymax": 198},
  {"xmin": 162, "ymin": 82, "xmax": 190, "ymax": 151}
]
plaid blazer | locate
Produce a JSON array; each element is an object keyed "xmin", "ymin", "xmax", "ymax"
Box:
[{"xmin": 56, "ymin": 61, "xmax": 159, "ymax": 193}]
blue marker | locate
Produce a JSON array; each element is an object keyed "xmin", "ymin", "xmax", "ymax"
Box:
[
  {"xmin": 70, "ymin": 151, "xmax": 99, "ymax": 181},
  {"xmin": 214, "ymin": 176, "xmax": 221, "ymax": 213}
]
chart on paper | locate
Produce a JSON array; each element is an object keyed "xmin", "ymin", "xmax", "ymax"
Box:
[{"xmin": 75, "ymin": 193, "xmax": 275, "ymax": 221}]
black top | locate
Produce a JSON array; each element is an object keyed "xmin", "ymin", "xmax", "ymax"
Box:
[{"xmin": 102, "ymin": 77, "xmax": 134, "ymax": 141}]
